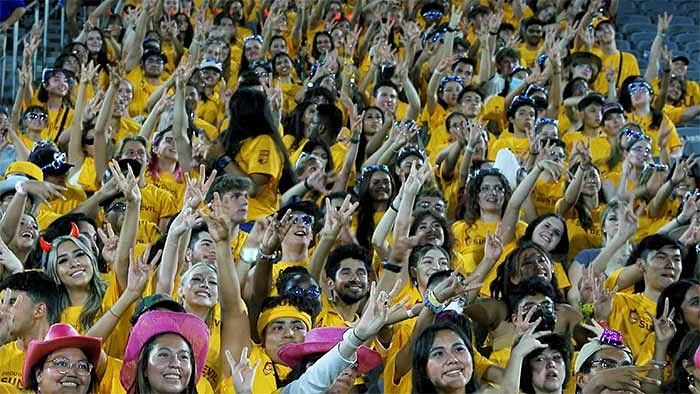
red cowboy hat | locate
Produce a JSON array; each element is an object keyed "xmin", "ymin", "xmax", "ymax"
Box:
[{"xmin": 22, "ymin": 323, "xmax": 102, "ymax": 388}]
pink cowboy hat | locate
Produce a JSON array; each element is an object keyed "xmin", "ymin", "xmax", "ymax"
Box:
[
  {"xmin": 120, "ymin": 311, "xmax": 210, "ymax": 392},
  {"xmin": 278, "ymin": 327, "xmax": 382, "ymax": 374},
  {"xmin": 22, "ymin": 323, "xmax": 102, "ymax": 388}
]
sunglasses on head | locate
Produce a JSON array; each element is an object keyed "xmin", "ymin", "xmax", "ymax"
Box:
[
  {"xmin": 285, "ymin": 286, "xmax": 321, "ymax": 298},
  {"xmin": 41, "ymin": 152, "xmax": 68, "ymax": 171},
  {"xmin": 627, "ymin": 81, "xmax": 653, "ymax": 95}
]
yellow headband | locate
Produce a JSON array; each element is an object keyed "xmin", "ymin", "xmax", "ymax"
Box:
[{"xmin": 257, "ymin": 305, "xmax": 312, "ymax": 338}]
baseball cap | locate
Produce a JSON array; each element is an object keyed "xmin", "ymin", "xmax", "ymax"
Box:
[
  {"xmin": 130, "ymin": 294, "xmax": 186, "ymax": 326},
  {"xmin": 601, "ymin": 102, "xmax": 624, "ymax": 120},
  {"xmin": 672, "ymin": 55, "xmax": 690, "ymax": 66},
  {"xmin": 28, "ymin": 149, "xmax": 73, "ymax": 177},
  {"xmin": 496, "ymin": 47, "xmax": 521, "ymax": 64},
  {"xmin": 577, "ymin": 92, "xmax": 605, "ymax": 111}
]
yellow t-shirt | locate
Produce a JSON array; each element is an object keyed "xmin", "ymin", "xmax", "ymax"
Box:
[
  {"xmin": 235, "ymin": 135, "xmax": 284, "ymax": 221},
  {"xmin": 589, "ymin": 50, "xmax": 640, "ymax": 95},
  {"xmin": 608, "ymin": 292, "xmax": 656, "ymax": 360},
  {"xmin": 113, "ymin": 117, "xmax": 143, "ymax": 145},
  {"xmin": 36, "ymin": 183, "xmax": 87, "ymax": 230},
  {"xmin": 125, "ymin": 67, "xmax": 165, "ymax": 118},
  {"xmin": 315, "ymin": 296, "xmax": 357, "ymax": 329},
  {"xmin": 77, "ymin": 156, "xmax": 100, "ymax": 193},
  {"xmin": 201, "ymin": 305, "xmax": 223, "ymax": 391},
  {"xmin": 624, "ymin": 111, "xmax": 683, "ymax": 156},
  {"xmin": 557, "ymin": 199, "xmax": 605, "ymax": 260},
  {"xmin": 451, "ymin": 219, "xmax": 528, "ymax": 274},
  {"xmin": 0, "ymin": 342, "xmax": 25, "ymax": 390},
  {"xmin": 488, "ymin": 132, "xmax": 530, "ymax": 161},
  {"xmin": 482, "ymin": 96, "xmax": 508, "ymax": 135},
  {"xmin": 140, "ymin": 183, "xmax": 179, "ymax": 226},
  {"xmin": 561, "ymin": 132, "xmax": 610, "ymax": 168},
  {"xmin": 28, "ymin": 101, "xmax": 74, "ymax": 143},
  {"xmin": 515, "ymin": 42, "xmax": 544, "ymax": 69},
  {"xmin": 145, "ymin": 170, "xmax": 186, "ymax": 209},
  {"xmin": 197, "ymin": 93, "xmax": 224, "ymax": 128},
  {"xmin": 532, "ymin": 177, "xmax": 565, "ymax": 216},
  {"xmin": 246, "ymin": 343, "xmax": 291, "ymax": 394}
]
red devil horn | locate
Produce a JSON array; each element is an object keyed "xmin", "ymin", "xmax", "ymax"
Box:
[
  {"xmin": 39, "ymin": 237, "xmax": 52, "ymax": 253},
  {"xmin": 70, "ymin": 222, "xmax": 80, "ymax": 238}
]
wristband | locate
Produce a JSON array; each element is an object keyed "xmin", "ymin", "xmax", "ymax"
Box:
[
  {"xmin": 650, "ymin": 360, "xmax": 667, "ymax": 367},
  {"xmin": 405, "ymin": 304, "xmax": 414, "ymax": 318},
  {"xmin": 381, "ymin": 260, "xmax": 402, "ymax": 273},
  {"xmin": 389, "ymin": 203, "xmax": 399, "ymax": 212},
  {"xmin": 303, "ymin": 178, "xmax": 311, "ymax": 190},
  {"xmin": 257, "ymin": 248, "xmax": 280, "ymax": 262},
  {"xmin": 217, "ymin": 155, "xmax": 233, "ymax": 170},
  {"xmin": 108, "ymin": 308, "xmax": 120, "ymax": 319},
  {"xmin": 349, "ymin": 137, "xmax": 360, "ymax": 144},
  {"xmin": 15, "ymin": 181, "xmax": 27, "ymax": 196},
  {"xmin": 598, "ymin": 320, "xmax": 609, "ymax": 328},
  {"xmin": 424, "ymin": 290, "xmax": 446, "ymax": 313}
]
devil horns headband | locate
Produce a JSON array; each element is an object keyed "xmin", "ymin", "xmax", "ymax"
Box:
[{"xmin": 39, "ymin": 222, "xmax": 80, "ymax": 253}]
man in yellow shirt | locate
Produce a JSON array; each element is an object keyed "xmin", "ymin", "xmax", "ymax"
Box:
[
  {"xmin": 590, "ymin": 17, "xmax": 640, "ymax": 95},
  {"xmin": 515, "ymin": 18, "xmax": 545, "ymax": 69},
  {"xmin": 594, "ymin": 234, "xmax": 683, "ymax": 360},
  {"xmin": 204, "ymin": 175, "xmax": 252, "ymax": 262},
  {"xmin": 315, "ymin": 244, "xmax": 371, "ymax": 328},
  {"xmin": 125, "ymin": 48, "xmax": 168, "ymax": 118},
  {"xmin": 0, "ymin": 271, "xmax": 59, "ymax": 389}
]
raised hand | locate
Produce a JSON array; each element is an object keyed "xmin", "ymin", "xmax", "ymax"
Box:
[
  {"xmin": 0, "ymin": 289, "xmax": 19, "ymax": 340},
  {"xmin": 125, "ymin": 246, "xmax": 157, "ymax": 296},
  {"xmin": 592, "ymin": 275, "xmax": 616, "ymax": 322},
  {"xmin": 184, "ymin": 165, "xmax": 217, "ymax": 209},
  {"xmin": 354, "ymin": 280, "xmax": 404, "ymax": 340},
  {"xmin": 433, "ymin": 270, "xmax": 482, "ymax": 306},
  {"xmin": 322, "ymin": 195, "xmax": 358, "ymax": 238},
  {"xmin": 648, "ymin": 298, "xmax": 676, "ymax": 346},
  {"xmin": 260, "ymin": 210, "xmax": 294, "ymax": 254},
  {"xmin": 109, "ymin": 160, "xmax": 141, "ymax": 202},
  {"xmin": 226, "ymin": 348, "xmax": 259, "ymax": 394},
  {"xmin": 482, "ymin": 229, "xmax": 503, "ymax": 263},
  {"xmin": 98, "ymin": 222, "xmax": 118, "ymax": 267},
  {"xmin": 202, "ymin": 192, "xmax": 232, "ymax": 243},
  {"xmin": 581, "ymin": 365, "xmax": 660, "ymax": 394},
  {"xmin": 656, "ymin": 12, "xmax": 672, "ymax": 35},
  {"xmin": 511, "ymin": 319, "xmax": 550, "ymax": 358}
]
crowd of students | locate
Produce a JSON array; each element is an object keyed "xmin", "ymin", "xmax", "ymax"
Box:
[{"xmin": 0, "ymin": 0, "xmax": 697, "ymax": 393}]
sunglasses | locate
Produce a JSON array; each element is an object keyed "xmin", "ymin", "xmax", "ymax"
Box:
[
  {"xmin": 285, "ymin": 286, "xmax": 321, "ymax": 298},
  {"xmin": 25, "ymin": 112, "xmax": 48, "ymax": 121},
  {"xmin": 291, "ymin": 214, "xmax": 315, "ymax": 227}
]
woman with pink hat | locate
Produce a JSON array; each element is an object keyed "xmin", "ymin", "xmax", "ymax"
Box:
[
  {"xmin": 119, "ymin": 310, "xmax": 210, "ymax": 394},
  {"xmin": 20, "ymin": 323, "xmax": 103, "ymax": 394}
]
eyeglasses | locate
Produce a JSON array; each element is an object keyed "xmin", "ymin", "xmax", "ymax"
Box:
[
  {"xmin": 549, "ymin": 151, "xmax": 566, "ymax": 160},
  {"xmin": 144, "ymin": 57, "xmax": 165, "ymax": 65},
  {"xmin": 589, "ymin": 358, "xmax": 633, "ymax": 369},
  {"xmin": 25, "ymin": 112, "xmax": 48, "ymax": 121},
  {"xmin": 107, "ymin": 201, "xmax": 127, "ymax": 213},
  {"xmin": 417, "ymin": 200, "xmax": 447, "ymax": 214},
  {"xmin": 255, "ymin": 70, "xmax": 269, "ymax": 78},
  {"xmin": 627, "ymin": 81, "xmax": 653, "ymax": 95},
  {"xmin": 41, "ymin": 152, "xmax": 68, "ymax": 171},
  {"xmin": 629, "ymin": 145, "xmax": 651, "ymax": 156},
  {"xmin": 285, "ymin": 286, "xmax": 321, "ymax": 298},
  {"xmin": 522, "ymin": 299, "xmax": 555, "ymax": 313},
  {"xmin": 291, "ymin": 214, "xmax": 315, "ymax": 227},
  {"xmin": 295, "ymin": 152, "xmax": 326, "ymax": 168},
  {"xmin": 479, "ymin": 184, "xmax": 505, "ymax": 194},
  {"xmin": 46, "ymin": 357, "xmax": 93, "ymax": 376}
]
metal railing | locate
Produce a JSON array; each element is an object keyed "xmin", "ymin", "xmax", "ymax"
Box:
[{"xmin": 0, "ymin": 0, "xmax": 65, "ymax": 105}]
